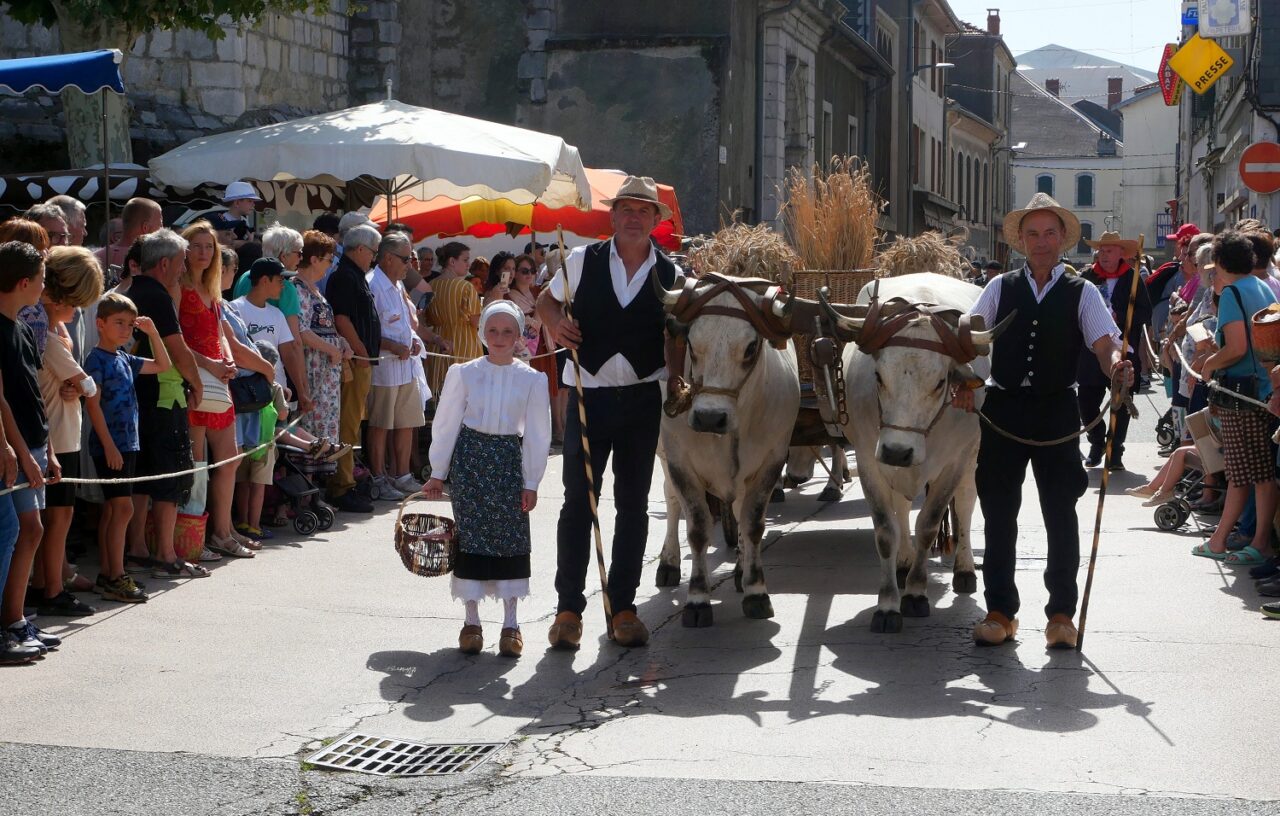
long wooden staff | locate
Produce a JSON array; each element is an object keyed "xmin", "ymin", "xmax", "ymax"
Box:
[
  {"xmin": 556, "ymin": 226, "xmax": 614, "ymax": 639},
  {"xmin": 1078, "ymin": 232, "xmax": 1144, "ymax": 650}
]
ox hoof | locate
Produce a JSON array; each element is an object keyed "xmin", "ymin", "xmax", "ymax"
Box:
[
  {"xmin": 895, "ymin": 566, "xmax": 910, "ymax": 590},
  {"xmin": 681, "ymin": 603, "xmax": 714, "ymax": 628},
  {"xmin": 770, "ymin": 488, "xmax": 786, "ymax": 504},
  {"xmin": 655, "ymin": 562, "xmax": 681, "ymax": 588},
  {"xmin": 741, "ymin": 593, "xmax": 775, "ymax": 619},
  {"xmin": 818, "ymin": 486, "xmax": 842, "ymax": 502},
  {"xmin": 900, "ymin": 594, "xmax": 931, "ymax": 618},
  {"xmin": 733, "ymin": 563, "xmax": 744, "ymax": 593},
  {"xmin": 783, "ymin": 475, "xmax": 805, "ymax": 489},
  {"xmin": 870, "ymin": 609, "xmax": 904, "ymax": 633},
  {"xmin": 953, "ymin": 571, "xmax": 978, "ymax": 594}
]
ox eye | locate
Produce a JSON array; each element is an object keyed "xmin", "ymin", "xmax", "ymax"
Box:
[
  {"xmin": 875, "ymin": 371, "xmax": 883, "ymax": 387},
  {"xmin": 935, "ymin": 379, "xmax": 946, "ymax": 392},
  {"xmin": 744, "ymin": 339, "xmax": 759, "ymax": 359}
]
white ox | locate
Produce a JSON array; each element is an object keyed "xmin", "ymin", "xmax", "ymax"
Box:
[
  {"xmin": 826, "ymin": 273, "xmax": 1007, "ymax": 633},
  {"xmin": 654, "ymin": 275, "xmax": 800, "ymax": 626}
]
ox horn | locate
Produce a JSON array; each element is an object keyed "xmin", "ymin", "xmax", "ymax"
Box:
[
  {"xmin": 817, "ymin": 286, "xmax": 864, "ymax": 336},
  {"xmin": 770, "ymin": 290, "xmax": 794, "ymax": 322},
  {"xmin": 651, "ymin": 268, "xmax": 682, "ymax": 307},
  {"xmin": 969, "ymin": 309, "xmax": 1017, "ymax": 354}
]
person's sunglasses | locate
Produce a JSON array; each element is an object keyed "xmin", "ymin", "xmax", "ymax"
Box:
[
  {"xmin": 389, "ymin": 253, "xmax": 412, "ymax": 264},
  {"xmin": 517, "ymin": 267, "xmax": 534, "ymax": 274}
]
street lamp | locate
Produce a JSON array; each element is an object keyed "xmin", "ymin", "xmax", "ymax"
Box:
[{"xmin": 912, "ymin": 61, "xmax": 955, "ymax": 76}]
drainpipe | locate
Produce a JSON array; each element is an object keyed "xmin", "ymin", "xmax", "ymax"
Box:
[{"xmin": 755, "ymin": 0, "xmax": 803, "ymax": 226}]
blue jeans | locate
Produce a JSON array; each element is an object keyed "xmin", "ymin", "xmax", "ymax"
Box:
[
  {"xmin": 1238, "ymin": 493, "xmax": 1257, "ymax": 538},
  {"xmin": 0, "ymin": 492, "xmax": 17, "ymax": 598}
]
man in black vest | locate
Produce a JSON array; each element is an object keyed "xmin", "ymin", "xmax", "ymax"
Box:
[
  {"xmin": 1077, "ymin": 231, "xmax": 1152, "ymax": 471},
  {"xmin": 536, "ymin": 176, "xmax": 679, "ymax": 650},
  {"xmin": 953, "ymin": 193, "xmax": 1131, "ymax": 649}
]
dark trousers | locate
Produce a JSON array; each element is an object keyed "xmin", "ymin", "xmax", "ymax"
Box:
[
  {"xmin": 555, "ymin": 382, "xmax": 662, "ymax": 616},
  {"xmin": 976, "ymin": 388, "xmax": 1089, "ymax": 620},
  {"xmin": 1078, "ymin": 384, "xmax": 1130, "ymax": 458}
]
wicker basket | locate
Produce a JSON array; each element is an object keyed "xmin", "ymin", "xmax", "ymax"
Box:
[
  {"xmin": 1253, "ymin": 303, "xmax": 1280, "ymax": 363},
  {"xmin": 393, "ymin": 494, "xmax": 456, "ymax": 578},
  {"xmin": 789, "ymin": 269, "xmax": 877, "ymax": 384}
]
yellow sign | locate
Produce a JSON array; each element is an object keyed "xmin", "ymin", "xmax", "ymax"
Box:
[{"xmin": 1168, "ymin": 33, "xmax": 1234, "ymax": 95}]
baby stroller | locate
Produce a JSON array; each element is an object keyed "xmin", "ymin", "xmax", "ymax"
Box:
[
  {"xmin": 1152, "ymin": 409, "xmax": 1222, "ymax": 532},
  {"xmin": 273, "ymin": 443, "xmax": 336, "ymax": 534},
  {"xmin": 1155, "ymin": 407, "xmax": 1178, "ymax": 450}
]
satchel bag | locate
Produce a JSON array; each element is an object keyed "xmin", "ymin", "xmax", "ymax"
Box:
[
  {"xmin": 229, "ymin": 372, "xmax": 273, "ymax": 414},
  {"xmin": 1207, "ymin": 286, "xmax": 1267, "ymax": 413}
]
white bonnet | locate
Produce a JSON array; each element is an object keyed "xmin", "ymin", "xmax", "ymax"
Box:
[{"xmin": 478, "ymin": 300, "xmax": 525, "ymax": 347}]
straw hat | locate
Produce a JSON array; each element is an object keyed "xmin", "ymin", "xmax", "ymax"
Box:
[
  {"xmin": 1002, "ymin": 192, "xmax": 1081, "ymax": 254},
  {"xmin": 1084, "ymin": 230, "xmax": 1140, "ymax": 257},
  {"xmin": 601, "ymin": 175, "xmax": 673, "ymax": 221}
]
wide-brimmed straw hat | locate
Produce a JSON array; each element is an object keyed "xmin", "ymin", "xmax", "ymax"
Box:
[
  {"xmin": 601, "ymin": 175, "xmax": 673, "ymax": 221},
  {"xmin": 1084, "ymin": 230, "xmax": 1140, "ymax": 257},
  {"xmin": 1002, "ymin": 192, "xmax": 1081, "ymax": 254}
]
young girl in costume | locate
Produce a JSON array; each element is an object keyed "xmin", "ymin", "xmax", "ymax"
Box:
[{"xmin": 423, "ymin": 301, "xmax": 551, "ymax": 657}]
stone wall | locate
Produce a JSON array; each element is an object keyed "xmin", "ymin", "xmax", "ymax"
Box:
[{"xmin": 0, "ymin": 3, "xmax": 352, "ymax": 170}]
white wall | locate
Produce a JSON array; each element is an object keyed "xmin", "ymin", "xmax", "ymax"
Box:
[
  {"xmin": 1118, "ymin": 93, "xmax": 1178, "ymax": 256},
  {"xmin": 1012, "ymin": 156, "xmax": 1123, "ymax": 263}
]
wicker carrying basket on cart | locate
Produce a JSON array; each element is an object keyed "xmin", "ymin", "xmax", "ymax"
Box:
[
  {"xmin": 393, "ymin": 493, "xmax": 457, "ymax": 577},
  {"xmin": 790, "ymin": 268, "xmax": 877, "ymax": 383}
]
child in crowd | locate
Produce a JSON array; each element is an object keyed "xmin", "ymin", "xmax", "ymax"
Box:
[
  {"xmin": 424, "ymin": 301, "xmax": 551, "ymax": 658},
  {"xmin": 84, "ymin": 293, "xmax": 172, "ymax": 603},
  {"xmin": 34, "ymin": 247, "xmax": 103, "ymax": 617},
  {"xmin": 0, "ymin": 375, "xmax": 30, "ymax": 663},
  {"xmin": 0, "ymin": 240, "xmax": 63, "ymax": 655}
]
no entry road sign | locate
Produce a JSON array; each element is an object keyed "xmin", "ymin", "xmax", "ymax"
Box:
[{"xmin": 1239, "ymin": 142, "xmax": 1280, "ymax": 195}]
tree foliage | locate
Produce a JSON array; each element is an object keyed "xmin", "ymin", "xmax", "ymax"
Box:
[{"xmin": 4, "ymin": 1, "xmax": 335, "ymax": 45}]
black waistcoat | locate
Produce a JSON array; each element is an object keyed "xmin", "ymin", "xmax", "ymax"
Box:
[
  {"xmin": 1076, "ymin": 265, "xmax": 1142, "ymax": 386},
  {"xmin": 991, "ymin": 269, "xmax": 1085, "ymax": 394},
  {"xmin": 574, "ymin": 240, "xmax": 676, "ymax": 379}
]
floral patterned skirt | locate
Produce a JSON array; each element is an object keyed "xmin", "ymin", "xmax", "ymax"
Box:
[{"xmin": 449, "ymin": 425, "xmax": 530, "ymax": 582}]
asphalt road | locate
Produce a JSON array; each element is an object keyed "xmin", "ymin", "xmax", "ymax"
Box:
[{"xmin": 4, "ymin": 383, "xmax": 1278, "ymax": 815}]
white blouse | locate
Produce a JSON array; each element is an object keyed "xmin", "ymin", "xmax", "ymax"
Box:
[{"xmin": 428, "ymin": 357, "xmax": 552, "ymax": 490}]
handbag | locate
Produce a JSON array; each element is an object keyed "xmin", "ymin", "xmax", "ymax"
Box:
[
  {"xmin": 195, "ymin": 368, "xmax": 233, "ymax": 414},
  {"xmin": 229, "ymin": 372, "xmax": 273, "ymax": 414},
  {"xmin": 1207, "ymin": 285, "xmax": 1266, "ymax": 412}
]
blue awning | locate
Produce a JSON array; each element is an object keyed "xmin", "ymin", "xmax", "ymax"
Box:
[{"xmin": 0, "ymin": 49, "xmax": 124, "ymax": 95}]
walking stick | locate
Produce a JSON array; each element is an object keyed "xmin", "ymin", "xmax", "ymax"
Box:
[
  {"xmin": 1078, "ymin": 232, "xmax": 1144, "ymax": 650},
  {"xmin": 555, "ymin": 226, "xmax": 614, "ymax": 639}
]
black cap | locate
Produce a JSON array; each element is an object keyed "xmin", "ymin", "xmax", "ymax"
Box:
[
  {"xmin": 984, "ymin": 260, "xmax": 1002, "ymax": 270},
  {"xmin": 248, "ymin": 256, "xmax": 290, "ymax": 284},
  {"xmin": 523, "ymin": 241, "xmax": 547, "ymax": 254}
]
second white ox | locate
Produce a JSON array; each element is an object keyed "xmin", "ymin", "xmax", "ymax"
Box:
[
  {"xmin": 825, "ymin": 273, "xmax": 1008, "ymax": 633},
  {"xmin": 655, "ymin": 275, "xmax": 800, "ymax": 626}
]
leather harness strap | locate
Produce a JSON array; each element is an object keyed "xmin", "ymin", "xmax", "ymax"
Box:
[{"xmin": 670, "ymin": 273, "xmax": 791, "ymax": 347}]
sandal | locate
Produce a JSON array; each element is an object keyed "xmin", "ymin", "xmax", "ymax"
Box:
[
  {"xmin": 152, "ymin": 560, "xmax": 211, "ymax": 579},
  {"xmin": 1191, "ymin": 543, "xmax": 1227, "ymax": 560},
  {"xmin": 208, "ymin": 535, "xmax": 255, "ymax": 559},
  {"xmin": 236, "ymin": 523, "xmax": 274, "ymax": 541},
  {"xmin": 64, "ymin": 572, "xmax": 95, "ymax": 593},
  {"xmin": 1224, "ymin": 546, "xmax": 1272, "ymax": 567},
  {"xmin": 125, "ymin": 554, "xmax": 157, "ymax": 574},
  {"xmin": 306, "ymin": 438, "xmax": 330, "ymax": 459},
  {"xmin": 198, "ymin": 547, "xmax": 223, "ymax": 563},
  {"xmin": 231, "ymin": 529, "xmax": 262, "ymax": 551},
  {"xmin": 322, "ymin": 442, "xmax": 353, "ymax": 463}
]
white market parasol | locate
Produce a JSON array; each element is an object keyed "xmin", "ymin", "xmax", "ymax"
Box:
[{"xmin": 148, "ymin": 99, "xmax": 592, "ymax": 211}]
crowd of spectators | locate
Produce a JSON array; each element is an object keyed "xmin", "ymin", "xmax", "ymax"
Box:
[{"xmin": 0, "ymin": 186, "xmax": 566, "ymax": 663}]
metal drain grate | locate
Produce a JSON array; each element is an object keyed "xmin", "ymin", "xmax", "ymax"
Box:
[{"xmin": 305, "ymin": 732, "xmax": 506, "ymax": 777}]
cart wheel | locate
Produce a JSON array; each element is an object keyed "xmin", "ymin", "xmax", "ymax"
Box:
[
  {"xmin": 1156, "ymin": 426, "xmax": 1176, "ymax": 448},
  {"xmin": 315, "ymin": 506, "xmax": 335, "ymax": 531},
  {"xmin": 294, "ymin": 511, "xmax": 320, "ymax": 536},
  {"xmin": 1154, "ymin": 503, "xmax": 1182, "ymax": 531}
]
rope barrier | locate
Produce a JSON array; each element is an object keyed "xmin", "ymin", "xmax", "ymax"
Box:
[
  {"xmin": 1172, "ymin": 341, "xmax": 1274, "ymax": 413},
  {"xmin": 0, "ymin": 414, "xmax": 309, "ymax": 497},
  {"xmin": 350, "ymin": 347, "xmax": 567, "ymax": 363}
]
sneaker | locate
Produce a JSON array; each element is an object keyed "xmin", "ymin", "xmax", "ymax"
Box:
[
  {"xmin": 8, "ymin": 620, "xmax": 58, "ymax": 653},
  {"xmin": 36, "ymin": 591, "xmax": 96, "ymax": 617},
  {"xmin": 1262, "ymin": 601, "xmax": 1280, "ymax": 620},
  {"xmin": 100, "ymin": 575, "xmax": 147, "ymax": 604},
  {"xmin": 0, "ymin": 630, "xmax": 40, "ymax": 664},
  {"xmin": 329, "ymin": 491, "xmax": 374, "ymax": 513},
  {"xmin": 394, "ymin": 473, "xmax": 424, "ymax": 495},
  {"xmin": 373, "ymin": 475, "xmax": 407, "ymax": 501}
]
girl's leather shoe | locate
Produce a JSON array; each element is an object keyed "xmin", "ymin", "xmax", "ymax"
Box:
[
  {"xmin": 498, "ymin": 627, "xmax": 523, "ymax": 657},
  {"xmin": 458, "ymin": 625, "xmax": 483, "ymax": 655}
]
